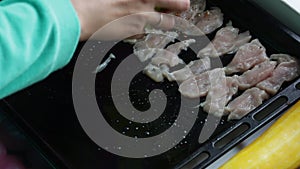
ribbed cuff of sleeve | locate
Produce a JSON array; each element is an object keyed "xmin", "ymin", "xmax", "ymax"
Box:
[{"xmin": 45, "ymin": 0, "xmax": 81, "ymax": 69}]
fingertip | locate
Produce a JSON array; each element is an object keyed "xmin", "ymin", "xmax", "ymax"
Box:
[
  {"xmin": 156, "ymin": 0, "xmax": 190, "ymax": 12},
  {"xmin": 173, "ymin": 0, "xmax": 190, "ymax": 11},
  {"xmin": 177, "ymin": 0, "xmax": 190, "ymax": 11},
  {"xmin": 185, "ymin": 0, "xmax": 190, "ymax": 11}
]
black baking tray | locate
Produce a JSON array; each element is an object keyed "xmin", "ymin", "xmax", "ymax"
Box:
[{"xmin": 1, "ymin": 0, "xmax": 300, "ymax": 169}]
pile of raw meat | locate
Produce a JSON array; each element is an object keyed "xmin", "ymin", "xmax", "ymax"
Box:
[
  {"xmin": 129, "ymin": 0, "xmax": 300, "ymax": 120},
  {"xmin": 0, "ymin": 141, "xmax": 25, "ymax": 169}
]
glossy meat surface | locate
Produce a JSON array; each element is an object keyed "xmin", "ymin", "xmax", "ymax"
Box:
[
  {"xmin": 194, "ymin": 7, "xmax": 223, "ymax": 34},
  {"xmin": 202, "ymin": 68, "xmax": 228, "ymax": 117},
  {"xmin": 225, "ymin": 39, "xmax": 268, "ymax": 74},
  {"xmin": 166, "ymin": 57, "xmax": 211, "ymax": 82},
  {"xmin": 146, "ymin": 39, "xmax": 196, "ymax": 81},
  {"xmin": 226, "ymin": 87, "xmax": 269, "ymax": 120},
  {"xmin": 134, "ymin": 30, "xmax": 178, "ymax": 62},
  {"xmin": 237, "ymin": 60, "xmax": 277, "ymax": 90},
  {"xmin": 257, "ymin": 54, "xmax": 299, "ymax": 94},
  {"xmin": 197, "ymin": 25, "xmax": 251, "ymax": 58},
  {"xmin": 179, "ymin": 71, "xmax": 210, "ymax": 98}
]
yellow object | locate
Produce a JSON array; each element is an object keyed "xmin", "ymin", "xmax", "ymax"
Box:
[{"xmin": 220, "ymin": 101, "xmax": 300, "ymax": 169}]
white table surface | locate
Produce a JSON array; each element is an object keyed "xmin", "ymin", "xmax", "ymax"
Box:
[{"xmin": 282, "ymin": 0, "xmax": 300, "ymax": 14}]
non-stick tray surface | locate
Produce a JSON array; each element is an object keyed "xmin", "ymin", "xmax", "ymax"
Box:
[{"xmin": 1, "ymin": 0, "xmax": 300, "ymax": 169}]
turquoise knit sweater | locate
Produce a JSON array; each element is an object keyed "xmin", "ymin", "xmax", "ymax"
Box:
[{"xmin": 0, "ymin": 0, "xmax": 80, "ymax": 99}]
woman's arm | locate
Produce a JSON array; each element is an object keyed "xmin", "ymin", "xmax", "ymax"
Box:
[{"xmin": 0, "ymin": 0, "xmax": 80, "ymax": 99}]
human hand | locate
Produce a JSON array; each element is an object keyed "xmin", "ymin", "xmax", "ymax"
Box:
[{"xmin": 70, "ymin": 0, "xmax": 190, "ymax": 40}]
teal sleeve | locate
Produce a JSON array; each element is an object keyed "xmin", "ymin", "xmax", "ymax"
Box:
[{"xmin": 0, "ymin": 0, "xmax": 80, "ymax": 99}]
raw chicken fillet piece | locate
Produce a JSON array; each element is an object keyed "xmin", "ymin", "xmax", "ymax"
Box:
[
  {"xmin": 225, "ymin": 39, "xmax": 268, "ymax": 74},
  {"xmin": 194, "ymin": 7, "xmax": 224, "ymax": 34},
  {"xmin": 179, "ymin": 71, "xmax": 210, "ymax": 98},
  {"xmin": 202, "ymin": 68, "xmax": 228, "ymax": 117},
  {"xmin": 197, "ymin": 25, "xmax": 251, "ymax": 58},
  {"xmin": 226, "ymin": 87, "xmax": 269, "ymax": 120},
  {"xmin": 165, "ymin": 57, "xmax": 211, "ymax": 82},
  {"xmin": 257, "ymin": 54, "xmax": 300, "ymax": 94},
  {"xmin": 236, "ymin": 60, "xmax": 277, "ymax": 90}
]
